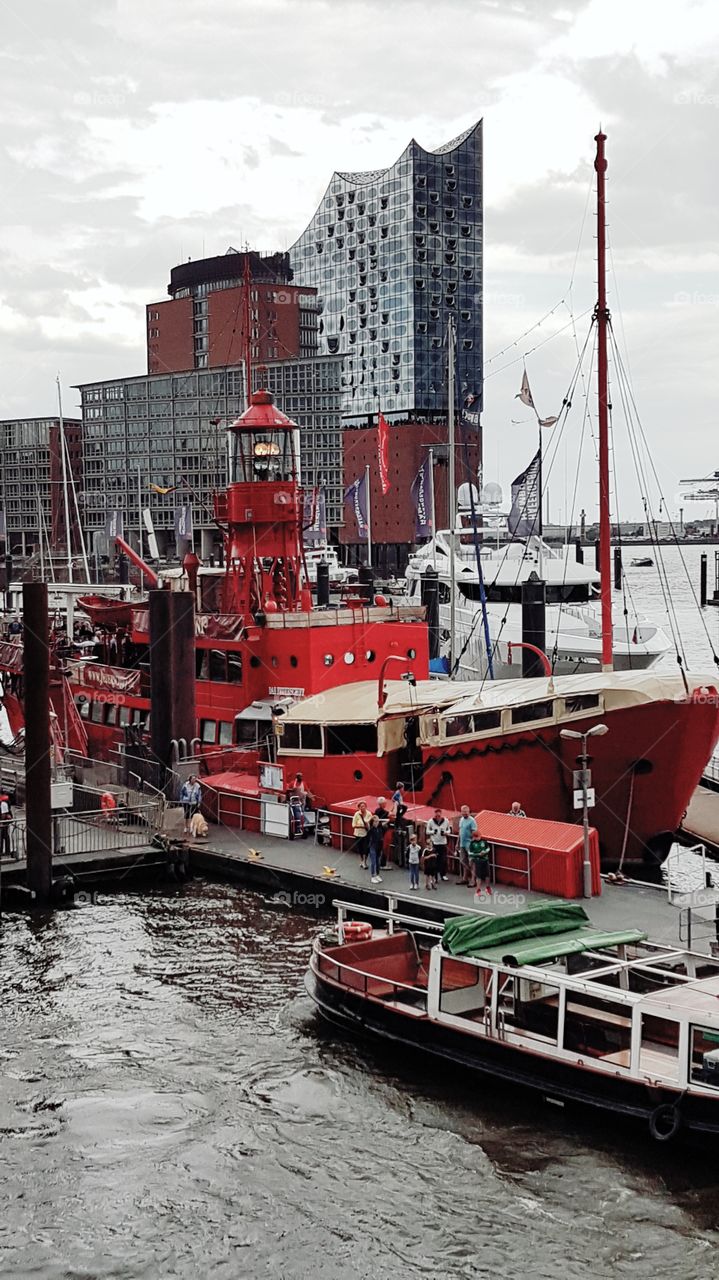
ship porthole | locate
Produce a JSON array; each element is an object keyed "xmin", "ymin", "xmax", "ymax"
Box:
[
  {"xmin": 354, "ymin": 770, "xmax": 363, "ymax": 781},
  {"xmin": 632, "ymin": 758, "xmax": 653, "ymax": 775},
  {"xmin": 365, "ymin": 649, "xmax": 376, "ymax": 662},
  {"xmin": 250, "ymin": 656, "xmax": 261, "ymax": 668},
  {"xmin": 290, "ymin": 655, "xmax": 298, "ymax": 668},
  {"xmin": 323, "ymin": 654, "xmax": 334, "ymax": 667},
  {"xmin": 407, "ymin": 648, "xmax": 416, "ymax": 659},
  {"xmin": 344, "ymin": 652, "xmax": 355, "ymax": 665}
]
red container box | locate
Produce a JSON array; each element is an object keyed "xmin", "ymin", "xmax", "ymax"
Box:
[{"xmin": 475, "ymin": 809, "xmax": 602, "ymax": 898}]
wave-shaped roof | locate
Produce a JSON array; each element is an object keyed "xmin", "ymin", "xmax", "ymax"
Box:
[{"xmin": 335, "ymin": 119, "xmax": 481, "ymax": 185}]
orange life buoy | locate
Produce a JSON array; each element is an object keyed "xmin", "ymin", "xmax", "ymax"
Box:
[{"xmin": 342, "ymin": 921, "xmax": 373, "ymax": 942}]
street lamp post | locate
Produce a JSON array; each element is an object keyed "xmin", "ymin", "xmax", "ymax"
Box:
[{"xmin": 560, "ymin": 723, "xmax": 609, "ymax": 898}]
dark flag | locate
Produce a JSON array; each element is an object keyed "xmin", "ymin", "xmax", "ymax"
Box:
[
  {"xmin": 410, "ymin": 455, "xmax": 433, "ymax": 538},
  {"xmin": 507, "ymin": 449, "xmax": 541, "ymax": 537},
  {"xmin": 303, "ymin": 488, "xmax": 327, "ymax": 546},
  {"xmin": 344, "ymin": 474, "xmax": 369, "ymax": 540},
  {"xmin": 174, "ymin": 503, "xmax": 193, "ymax": 541}
]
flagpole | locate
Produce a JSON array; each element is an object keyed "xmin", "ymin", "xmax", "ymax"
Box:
[
  {"xmin": 448, "ymin": 318, "xmax": 457, "ymax": 675},
  {"xmin": 365, "ymin": 462, "xmax": 372, "ymax": 568},
  {"xmin": 137, "ymin": 466, "xmax": 143, "ymax": 561},
  {"xmin": 428, "ymin": 446, "xmax": 436, "ymax": 569}
]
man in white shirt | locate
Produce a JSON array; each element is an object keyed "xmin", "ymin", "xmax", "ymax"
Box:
[
  {"xmin": 508, "ymin": 801, "xmax": 526, "ymax": 818},
  {"xmin": 425, "ymin": 808, "xmax": 451, "ymax": 881}
]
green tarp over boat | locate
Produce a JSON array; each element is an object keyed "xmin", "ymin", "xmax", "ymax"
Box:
[{"xmin": 442, "ymin": 903, "xmax": 646, "ymax": 967}]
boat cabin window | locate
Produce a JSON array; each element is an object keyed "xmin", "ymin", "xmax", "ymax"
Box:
[
  {"xmin": 279, "ymin": 722, "xmax": 323, "ymax": 753},
  {"xmin": 105, "ymin": 703, "xmax": 118, "ymax": 727},
  {"xmin": 90, "ymin": 702, "xmax": 104, "ymax": 724},
  {"xmin": 496, "ymin": 971, "xmax": 561, "ymax": 1045},
  {"xmin": 689, "ymin": 1026, "xmax": 719, "ymax": 1088},
  {"xmin": 563, "ymin": 694, "xmax": 601, "ymax": 716},
  {"xmin": 326, "ymin": 724, "xmax": 378, "ymax": 755},
  {"xmin": 511, "ymin": 700, "xmax": 553, "ymax": 727},
  {"xmin": 640, "ymin": 1014, "xmax": 679, "ymax": 1080},
  {"xmin": 459, "ymin": 583, "xmax": 591, "ymax": 606},
  {"xmin": 562, "ymin": 992, "xmax": 631, "ymax": 1060},
  {"xmin": 195, "ymin": 650, "xmax": 243, "ymax": 684},
  {"xmin": 75, "ymin": 696, "xmax": 90, "ymax": 720},
  {"xmin": 218, "ymin": 721, "xmax": 233, "ymax": 747},
  {"xmin": 439, "ymin": 957, "xmax": 486, "ymax": 1017},
  {"xmin": 444, "ymin": 709, "xmax": 502, "ymax": 739},
  {"xmin": 200, "ymin": 718, "xmax": 217, "ymax": 744},
  {"xmin": 118, "ymin": 706, "xmax": 133, "ymax": 728}
]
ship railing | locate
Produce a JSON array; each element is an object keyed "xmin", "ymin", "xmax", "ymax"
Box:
[
  {"xmin": 333, "ymin": 893, "xmax": 492, "ymax": 938},
  {"xmin": 316, "ymin": 949, "xmax": 429, "ymax": 1012}
]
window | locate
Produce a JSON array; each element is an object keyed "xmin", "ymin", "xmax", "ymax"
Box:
[
  {"xmin": 201, "ymin": 719, "xmax": 217, "ymax": 744},
  {"xmin": 105, "ymin": 703, "xmax": 118, "ymax": 726},
  {"xmin": 439, "ymin": 958, "xmax": 486, "ymax": 1017},
  {"xmin": 511, "ymin": 700, "xmax": 553, "ymax": 726},
  {"xmin": 118, "ymin": 706, "xmax": 132, "ymax": 728},
  {"xmin": 563, "ymin": 992, "xmax": 631, "ymax": 1059},
  {"xmin": 690, "ymin": 1025, "xmax": 719, "ymax": 1087},
  {"xmin": 279, "ymin": 723, "xmax": 323, "ymax": 752},
  {"xmin": 209, "ymin": 650, "xmax": 227, "ymax": 682},
  {"xmin": 227, "ymin": 653, "xmax": 243, "ymax": 684},
  {"xmin": 445, "ymin": 709, "xmax": 501, "ymax": 739},
  {"xmin": 326, "ymin": 724, "xmax": 378, "ymax": 755},
  {"xmin": 640, "ymin": 1014, "xmax": 679, "ymax": 1080},
  {"xmin": 90, "ymin": 702, "xmax": 104, "ymax": 724},
  {"xmin": 218, "ymin": 721, "xmax": 233, "ymax": 747},
  {"xmin": 564, "ymin": 694, "xmax": 601, "ymax": 716},
  {"xmin": 77, "ymin": 697, "xmax": 90, "ymax": 720},
  {"xmin": 496, "ymin": 972, "xmax": 561, "ymax": 1045}
]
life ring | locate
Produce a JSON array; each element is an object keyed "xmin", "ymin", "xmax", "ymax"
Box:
[
  {"xmin": 342, "ymin": 921, "xmax": 373, "ymax": 942},
  {"xmin": 649, "ymin": 1102, "xmax": 682, "ymax": 1142}
]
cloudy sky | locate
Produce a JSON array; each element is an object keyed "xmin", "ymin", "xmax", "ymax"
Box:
[{"xmin": 1, "ymin": 0, "xmax": 718, "ymax": 521}]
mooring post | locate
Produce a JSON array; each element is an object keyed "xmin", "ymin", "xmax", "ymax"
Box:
[
  {"xmin": 613, "ymin": 547, "xmax": 622, "ymax": 591},
  {"xmin": 700, "ymin": 553, "xmax": 708, "ymax": 608},
  {"xmin": 23, "ymin": 582, "xmax": 53, "ymax": 905},
  {"xmin": 149, "ymin": 589, "xmax": 196, "ymax": 795},
  {"xmin": 420, "ymin": 567, "xmax": 440, "ymax": 661},
  {"xmin": 521, "ymin": 572, "xmax": 547, "ymax": 678}
]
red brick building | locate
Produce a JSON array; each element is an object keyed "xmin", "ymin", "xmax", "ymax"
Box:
[
  {"xmin": 341, "ymin": 418, "xmax": 481, "ymax": 575},
  {"xmin": 145, "ymin": 249, "xmax": 319, "ymax": 375}
]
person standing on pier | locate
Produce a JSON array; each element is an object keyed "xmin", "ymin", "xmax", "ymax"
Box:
[
  {"xmin": 352, "ymin": 801, "xmax": 371, "ymax": 869},
  {"xmin": 0, "ymin": 792, "xmax": 14, "ymax": 859},
  {"xmin": 426, "ymin": 808, "xmax": 451, "ymax": 881},
  {"xmin": 407, "ymin": 834, "xmax": 421, "ymax": 890},
  {"xmin": 457, "ymin": 805, "xmax": 478, "ymax": 885},
  {"xmin": 367, "ymin": 816, "xmax": 385, "ymax": 884},
  {"xmin": 180, "ymin": 775, "xmax": 202, "ymax": 837}
]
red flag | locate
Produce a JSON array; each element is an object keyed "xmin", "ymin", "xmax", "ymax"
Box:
[{"xmin": 377, "ymin": 412, "xmax": 391, "ymax": 495}]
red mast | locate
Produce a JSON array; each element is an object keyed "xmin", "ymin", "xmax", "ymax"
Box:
[
  {"xmin": 243, "ymin": 252, "xmax": 253, "ymax": 406},
  {"xmin": 594, "ymin": 130, "xmax": 613, "ymax": 671}
]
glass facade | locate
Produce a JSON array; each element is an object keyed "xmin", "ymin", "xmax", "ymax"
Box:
[
  {"xmin": 78, "ymin": 357, "xmax": 344, "ymax": 544},
  {"xmin": 289, "ymin": 121, "xmax": 483, "ymax": 421}
]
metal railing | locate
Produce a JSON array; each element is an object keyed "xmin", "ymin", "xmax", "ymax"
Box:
[{"xmin": 3, "ymin": 804, "xmax": 162, "ymax": 863}]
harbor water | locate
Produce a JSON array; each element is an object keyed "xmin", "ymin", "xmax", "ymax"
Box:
[
  {"xmin": 2, "ymin": 884, "xmax": 719, "ymax": 1280},
  {"xmin": 2, "ymin": 547, "xmax": 719, "ymax": 1278}
]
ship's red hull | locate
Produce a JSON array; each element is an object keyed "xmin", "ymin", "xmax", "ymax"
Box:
[{"xmin": 282, "ymin": 697, "xmax": 719, "ymax": 871}]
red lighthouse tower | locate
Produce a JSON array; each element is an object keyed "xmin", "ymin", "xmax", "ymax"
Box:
[{"xmin": 215, "ymin": 389, "xmax": 309, "ymax": 618}]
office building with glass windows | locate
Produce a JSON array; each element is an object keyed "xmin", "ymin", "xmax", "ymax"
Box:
[
  {"xmin": 289, "ymin": 120, "xmax": 483, "ymax": 423},
  {"xmin": 76, "ymin": 358, "xmax": 343, "ymax": 559}
]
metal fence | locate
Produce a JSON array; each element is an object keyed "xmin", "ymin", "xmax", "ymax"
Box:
[{"xmin": 5, "ymin": 804, "xmax": 161, "ymax": 863}]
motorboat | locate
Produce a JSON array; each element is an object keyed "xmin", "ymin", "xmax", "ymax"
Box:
[{"xmin": 307, "ymin": 899, "xmax": 719, "ymax": 1144}]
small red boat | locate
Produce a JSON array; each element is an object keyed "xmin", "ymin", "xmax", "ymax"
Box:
[{"xmin": 76, "ymin": 595, "xmax": 141, "ymax": 628}]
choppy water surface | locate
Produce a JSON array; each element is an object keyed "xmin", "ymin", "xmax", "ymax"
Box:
[{"xmin": 2, "ymin": 883, "xmax": 718, "ymax": 1279}]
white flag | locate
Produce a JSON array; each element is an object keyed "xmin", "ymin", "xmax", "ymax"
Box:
[{"xmin": 516, "ymin": 370, "xmax": 534, "ymax": 409}]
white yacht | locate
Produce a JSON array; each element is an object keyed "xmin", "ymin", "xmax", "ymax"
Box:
[
  {"xmin": 405, "ymin": 529, "xmax": 671, "ymax": 678},
  {"xmin": 303, "ymin": 543, "xmax": 358, "ymax": 588}
]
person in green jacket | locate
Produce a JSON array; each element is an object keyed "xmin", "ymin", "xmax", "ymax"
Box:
[{"xmin": 469, "ymin": 834, "xmax": 492, "ymax": 898}]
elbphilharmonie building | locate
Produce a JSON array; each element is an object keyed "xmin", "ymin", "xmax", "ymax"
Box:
[{"xmin": 289, "ymin": 121, "xmax": 483, "ymax": 423}]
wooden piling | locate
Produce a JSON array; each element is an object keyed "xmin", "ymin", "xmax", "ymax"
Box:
[{"xmin": 23, "ymin": 582, "xmax": 52, "ymax": 905}]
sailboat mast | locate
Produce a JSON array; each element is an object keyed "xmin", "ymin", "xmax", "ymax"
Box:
[
  {"xmin": 447, "ymin": 318, "xmax": 457, "ymax": 674},
  {"xmin": 594, "ymin": 130, "xmax": 613, "ymax": 671},
  {"xmin": 57, "ymin": 377, "xmax": 73, "ymax": 584}
]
